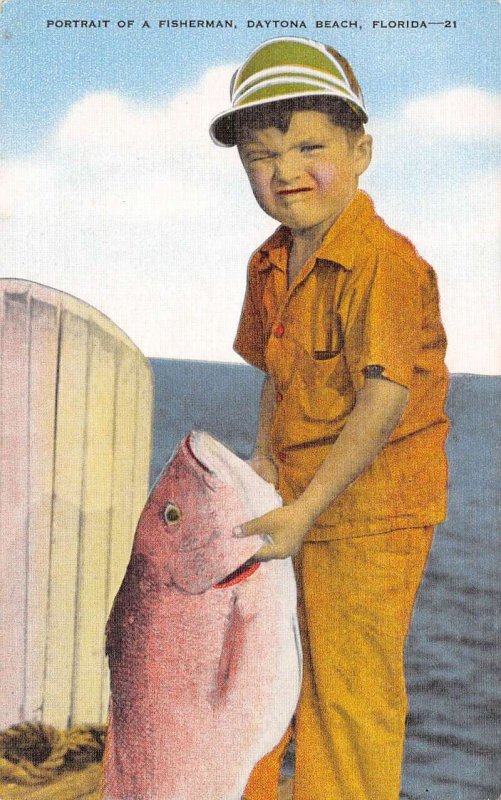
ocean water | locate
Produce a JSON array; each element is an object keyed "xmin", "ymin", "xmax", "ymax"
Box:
[
  {"xmin": 150, "ymin": 361, "xmax": 500, "ymax": 799},
  {"xmin": 401, "ymin": 375, "xmax": 501, "ymax": 799}
]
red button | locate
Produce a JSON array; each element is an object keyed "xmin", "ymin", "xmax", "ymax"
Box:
[
  {"xmin": 275, "ymin": 391, "xmax": 283, "ymax": 402},
  {"xmin": 278, "ymin": 451, "xmax": 287, "ymax": 463},
  {"xmin": 275, "ymin": 322, "xmax": 285, "ymax": 338}
]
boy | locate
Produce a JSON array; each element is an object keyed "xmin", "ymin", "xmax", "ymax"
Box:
[{"xmin": 209, "ymin": 38, "xmax": 448, "ymax": 800}]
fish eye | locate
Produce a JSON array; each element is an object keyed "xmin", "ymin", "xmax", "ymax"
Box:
[{"xmin": 163, "ymin": 503, "xmax": 182, "ymax": 524}]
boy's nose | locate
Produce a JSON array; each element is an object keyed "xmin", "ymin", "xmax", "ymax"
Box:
[{"xmin": 273, "ymin": 152, "xmax": 303, "ymax": 184}]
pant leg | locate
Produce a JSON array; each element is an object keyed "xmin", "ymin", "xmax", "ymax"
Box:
[
  {"xmin": 243, "ymin": 724, "xmax": 293, "ymax": 800},
  {"xmin": 292, "ymin": 527, "xmax": 433, "ymax": 800}
]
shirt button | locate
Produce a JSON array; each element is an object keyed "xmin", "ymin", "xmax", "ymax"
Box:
[
  {"xmin": 275, "ymin": 322, "xmax": 285, "ymax": 338},
  {"xmin": 275, "ymin": 391, "xmax": 283, "ymax": 402},
  {"xmin": 277, "ymin": 451, "xmax": 287, "ymax": 463}
]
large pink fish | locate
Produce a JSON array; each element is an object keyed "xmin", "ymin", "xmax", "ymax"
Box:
[{"xmin": 103, "ymin": 431, "xmax": 301, "ymax": 800}]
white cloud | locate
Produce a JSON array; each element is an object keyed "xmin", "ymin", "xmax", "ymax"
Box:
[
  {"xmin": 372, "ymin": 86, "xmax": 501, "ymax": 142},
  {"xmin": 0, "ymin": 76, "xmax": 499, "ymax": 374},
  {"xmin": 0, "ymin": 66, "xmax": 277, "ymax": 362},
  {"xmin": 402, "ymin": 86, "xmax": 501, "ymax": 140}
]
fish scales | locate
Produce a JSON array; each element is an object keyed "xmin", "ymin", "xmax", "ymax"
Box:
[{"xmin": 103, "ymin": 430, "xmax": 302, "ymax": 800}]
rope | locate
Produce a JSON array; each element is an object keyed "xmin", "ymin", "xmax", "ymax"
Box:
[{"xmin": 0, "ymin": 722, "xmax": 107, "ymax": 786}]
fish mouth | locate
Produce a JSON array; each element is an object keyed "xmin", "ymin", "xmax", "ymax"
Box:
[
  {"xmin": 185, "ymin": 434, "xmax": 213, "ymax": 473},
  {"xmin": 213, "ymin": 559, "xmax": 260, "ymax": 589}
]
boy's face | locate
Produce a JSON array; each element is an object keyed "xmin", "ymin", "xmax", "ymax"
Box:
[{"xmin": 238, "ymin": 110, "xmax": 372, "ymax": 237}]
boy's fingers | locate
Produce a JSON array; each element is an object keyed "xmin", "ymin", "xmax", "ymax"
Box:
[
  {"xmin": 254, "ymin": 541, "xmax": 290, "ymax": 562},
  {"xmin": 253, "ymin": 544, "xmax": 273, "ymax": 562},
  {"xmin": 233, "ymin": 518, "xmax": 267, "ymax": 538},
  {"xmin": 233, "ymin": 521, "xmax": 278, "ymax": 559}
]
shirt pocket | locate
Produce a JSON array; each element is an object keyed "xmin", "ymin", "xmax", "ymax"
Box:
[
  {"xmin": 297, "ymin": 317, "xmax": 354, "ymax": 423},
  {"xmin": 311, "ymin": 308, "xmax": 344, "ymax": 360}
]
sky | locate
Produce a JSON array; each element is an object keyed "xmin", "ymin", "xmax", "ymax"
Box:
[{"xmin": 0, "ymin": 0, "xmax": 500, "ymax": 374}]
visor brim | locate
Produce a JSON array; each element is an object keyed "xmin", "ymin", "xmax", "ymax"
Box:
[{"xmin": 209, "ymin": 93, "xmax": 368, "ymax": 147}]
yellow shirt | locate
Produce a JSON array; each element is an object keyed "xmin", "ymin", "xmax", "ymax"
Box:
[{"xmin": 234, "ymin": 191, "xmax": 449, "ymax": 539}]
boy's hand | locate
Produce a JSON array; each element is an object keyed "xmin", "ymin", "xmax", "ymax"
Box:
[
  {"xmin": 247, "ymin": 454, "xmax": 279, "ymax": 487},
  {"xmin": 233, "ymin": 502, "xmax": 314, "ymax": 561}
]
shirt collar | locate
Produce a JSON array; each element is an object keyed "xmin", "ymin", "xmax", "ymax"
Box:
[
  {"xmin": 255, "ymin": 226, "xmax": 291, "ymax": 273},
  {"xmin": 255, "ymin": 190, "xmax": 375, "ymax": 273}
]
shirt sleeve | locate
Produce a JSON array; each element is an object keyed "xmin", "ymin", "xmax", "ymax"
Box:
[
  {"xmin": 233, "ymin": 264, "xmax": 268, "ymax": 373},
  {"xmin": 342, "ymin": 252, "xmax": 423, "ymax": 391}
]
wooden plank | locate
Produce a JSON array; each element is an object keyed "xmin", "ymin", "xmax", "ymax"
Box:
[
  {"xmin": 0, "ymin": 280, "xmax": 153, "ymax": 731},
  {"xmin": 0, "ymin": 290, "xmax": 30, "ymax": 729},
  {"xmin": 71, "ymin": 324, "xmax": 116, "ymax": 726},
  {"xmin": 99, "ymin": 344, "xmax": 139, "ymax": 722},
  {"xmin": 43, "ymin": 310, "xmax": 89, "ymax": 729},
  {"xmin": 24, "ymin": 298, "xmax": 59, "ymax": 722}
]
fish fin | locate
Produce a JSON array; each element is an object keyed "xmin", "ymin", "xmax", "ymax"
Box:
[{"xmin": 211, "ymin": 599, "xmax": 246, "ymax": 706}]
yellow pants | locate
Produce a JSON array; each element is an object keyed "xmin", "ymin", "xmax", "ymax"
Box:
[{"xmin": 244, "ymin": 527, "xmax": 434, "ymax": 800}]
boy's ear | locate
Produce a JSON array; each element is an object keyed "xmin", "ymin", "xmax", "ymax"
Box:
[{"xmin": 354, "ymin": 134, "xmax": 372, "ymax": 177}]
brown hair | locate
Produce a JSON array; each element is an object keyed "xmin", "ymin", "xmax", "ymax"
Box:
[{"xmin": 233, "ymin": 95, "xmax": 364, "ymax": 146}]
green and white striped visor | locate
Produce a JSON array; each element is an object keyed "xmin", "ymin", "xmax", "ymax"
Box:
[{"xmin": 210, "ymin": 37, "xmax": 368, "ymax": 147}]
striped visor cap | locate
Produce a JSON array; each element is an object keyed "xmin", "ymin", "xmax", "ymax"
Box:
[{"xmin": 209, "ymin": 37, "xmax": 368, "ymax": 147}]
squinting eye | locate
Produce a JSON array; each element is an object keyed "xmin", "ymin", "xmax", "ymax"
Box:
[
  {"xmin": 163, "ymin": 503, "xmax": 182, "ymax": 524},
  {"xmin": 246, "ymin": 152, "xmax": 275, "ymax": 163},
  {"xmin": 301, "ymin": 144, "xmax": 323, "ymax": 153}
]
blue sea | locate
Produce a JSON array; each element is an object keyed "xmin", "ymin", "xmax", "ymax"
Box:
[{"xmin": 150, "ymin": 361, "xmax": 500, "ymax": 799}]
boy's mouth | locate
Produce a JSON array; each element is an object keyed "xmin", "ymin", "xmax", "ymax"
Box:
[{"xmin": 277, "ymin": 188, "xmax": 313, "ymax": 196}]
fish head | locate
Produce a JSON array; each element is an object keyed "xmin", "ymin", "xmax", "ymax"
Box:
[{"xmin": 132, "ymin": 431, "xmax": 282, "ymax": 594}]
